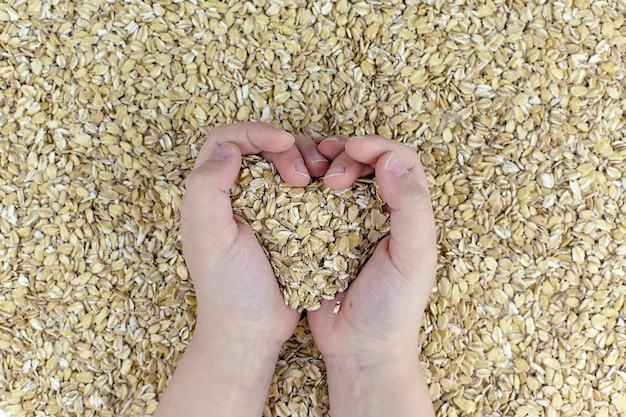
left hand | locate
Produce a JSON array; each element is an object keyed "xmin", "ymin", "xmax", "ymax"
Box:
[{"xmin": 181, "ymin": 122, "xmax": 329, "ymax": 350}]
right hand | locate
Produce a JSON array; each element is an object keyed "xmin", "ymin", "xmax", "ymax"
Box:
[{"xmin": 307, "ymin": 135, "xmax": 437, "ymax": 368}]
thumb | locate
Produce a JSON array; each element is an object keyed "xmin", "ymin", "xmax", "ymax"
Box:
[
  {"xmin": 375, "ymin": 152, "xmax": 437, "ymax": 278},
  {"xmin": 181, "ymin": 143, "xmax": 242, "ymax": 245}
]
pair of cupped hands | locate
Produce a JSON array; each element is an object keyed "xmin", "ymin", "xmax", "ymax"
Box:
[{"xmin": 182, "ymin": 122, "xmax": 437, "ymax": 366}]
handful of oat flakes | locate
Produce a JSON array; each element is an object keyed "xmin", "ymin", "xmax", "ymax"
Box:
[{"xmin": 231, "ymin": 155, "xmax": 390, "ymax": 311}]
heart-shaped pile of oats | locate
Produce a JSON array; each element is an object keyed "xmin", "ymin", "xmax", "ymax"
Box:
[{"xmin": 231, "ymin": 155, "xmax": 390, "ymax": 311}]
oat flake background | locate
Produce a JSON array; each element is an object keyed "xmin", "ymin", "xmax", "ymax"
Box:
[{"xmin": 0, "ymin": 0, "xmax": 625, "ymax": 416}]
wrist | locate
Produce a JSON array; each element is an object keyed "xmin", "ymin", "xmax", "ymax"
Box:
[
  {"xmin": 191, "ymin": 327, "xmax": 283, "ymax": 369},
  {"xmin": 321, "ymin": 331, "xmax": 420, "ymax": 372},
  {"xmin": 322, "ymin": 345, "xmax": 434, "ymax": 417},
  {"xmin": 323, "ymin": 346, "xmax": 419, "ymax": 378},
  {"xmin": 153, "ymin": 323, "xmax": 282, "ymax": 417},
  {"xmin": 193, "ymin": 316, "xmax": 287, "ymax": 359}
]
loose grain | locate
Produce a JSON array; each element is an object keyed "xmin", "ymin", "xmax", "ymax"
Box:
[
  {"xmin": 231, "ymin": 155, "xmax": 389, "ymax": 311},
  {"xmin": 1, "ymin": 0, "xmax": 625, "ymax": 416}
]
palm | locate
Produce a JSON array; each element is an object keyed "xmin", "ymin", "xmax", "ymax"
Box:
[
  {"xmin": 181, "ymin": 123, "xmax": 331, "ymax": 359},
  {"xmin": 230, "ymin": 224, "xmax": 300, "ymax": 339},
  {"xmin": 306, "ymin": 134, "xmax": 437, "ymax": 361},
  {"xmin": 196, "ymin": 222, "xmax": 300, "ymax": 344},
  {"xmin": 308, "ymin": 237, "xmax": 427, "ymax": 355}
]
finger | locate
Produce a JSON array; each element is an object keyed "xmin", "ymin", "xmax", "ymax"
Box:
[
  {"xmin": 182, "ymin": 143, "xmax": 242, "ymax": 247},
  {"xmin": 317, "ymin": 135, "xmax": 349, "ymax": 159},
  {"xmin": 323, "ymin": 150, "xmax": 373, "ymax": 190},
  {"xmin": 295, "ymin": 135, "xmax": 330, "ymax": 178},
  {"xmin": 261, "ymin": 135, "xmax": 333, "ymax": 185},
  {"xmin": 260, "ymin": 144, "xmax": 312, "ymax": 187},
  {"xmin": 379, "ymin": 152, "xmax": 436, "ymax": 278},
  {"xmin": 344, "ymin": 136, "xmax": 429, "ymax": 189},
  {"xmin": 195, "ymin": 122, "xmax": 294, "ymax": 169},
  {"xmin": 346, "ymin": 139, "xmax": 437, "ymax": 278}
]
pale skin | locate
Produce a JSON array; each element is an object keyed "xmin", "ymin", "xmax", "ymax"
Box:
[{"xmin": 153, "ymin": 122, "xmax": 437, "ymax": 417}]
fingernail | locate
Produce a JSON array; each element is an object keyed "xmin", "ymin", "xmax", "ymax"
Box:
[
  {"xmin": 320, "ymin": 137, "xmax": 340, "ymax": 146},
  {"xmin": 385, "ymin": 153, "xmax": 407, "ymax": 177},
  {"xmin": 294, "ymin": 159, "xmax": 309, "ymax": 177},
  {"xmin": 325, "ymin": 163, "xmax": 346, "ymax": 178},
  {"xmin": 310, "ymin": 148, "xmax": 328, "ymax": 163},
  {"xmin": 212, "ymin": 143, "xmax": 234, "ymax": 160}
]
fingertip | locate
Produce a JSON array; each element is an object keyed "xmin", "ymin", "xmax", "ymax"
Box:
[
  {"xmin": 212, "ymin": 144, "xmax": 243, "ymax": 192},
  {"xmin": 319, "ymin": 137, "xmax": 341, "ymax": 146},
  {"xmin": 270, "ymin": 131, "xmax": 296, "ymax": 154},
  {"xmin": 280, "ymin": 131, "xmax": 296, "ymax": 145},
  {"xmin": 289, "ymin": 175, "xmax": 311, "ymax": 187},
  {"xmin": 295, "ymin": 158, "xmax": 312, "ymax": 179},
  {"xmin": 257, "ymin": 123, "xmax": 296, "ymax": 153},
  {"xmin": 309, "ymin": 147, "xmax": 328, "ymax": 164},
  {"xmin": 323, "ymin": 162, "xmax": 349, "ymax": 189},
  {"xmin": 303, "ymin": 146, "xmax": 330, "ymax": 177},
  {"xmin": 383, "ymin": 152, "xmax": 408, "ymax": 177},
  {"xmin": 324, "ymin": 162, "xmax": 346, "ymax": 178},
  {"xmin": 318, "ymin": 136, "xmax": 347, "ymax": 160},
  {"xmin": 210, "ymin": 142, "xmax": 237, "ymax": 160},
  {"xmin": 279, "ymin": 159, "xmax": 311, "ymax": 187},
  {"xmin": 343, "ymin": 137, "xmax": 363, "ymax": 161},
  {"xmin": 374, "ymin": 152, "xmax": 433, "ymax": 218},
  {"xmin": 323, "ymin": 176, "xmax": 350, "ymax": 190},
  {"xmin": 307, "ymin": 160, "xmax": 330, "ymax": 178}
]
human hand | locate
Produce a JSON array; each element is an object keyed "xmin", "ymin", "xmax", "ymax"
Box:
[
  {"xmin": 182, "ymin": 122, "xmax": 329, "ymax": 350},
  {"xmin": 308, "ymin": 134, "xmax": 437, "ymax": 360},
  {"xmin": 155, "ymin": 123, "xmax": 330, "ymax": 417},
  {"xmin": 306, "ymin": 135, "xmax": 437, "ymax": 417}
]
